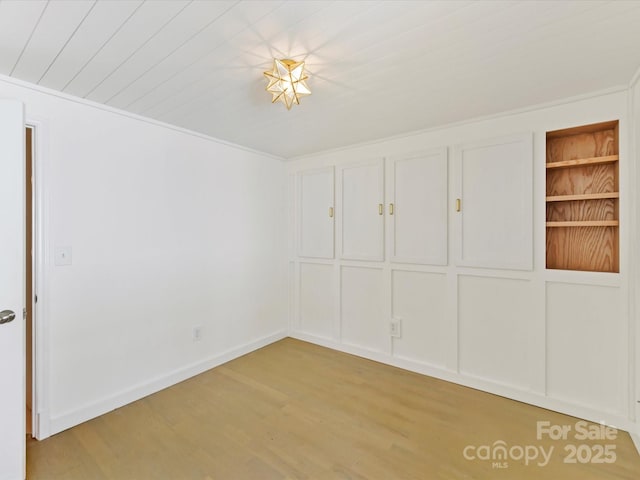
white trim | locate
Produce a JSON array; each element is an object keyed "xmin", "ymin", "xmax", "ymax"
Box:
[
  {"xmin": 629, "ymin": 64, "xmax": 640, "ymax": 90},
  {"xmin": 295, "ymin": 258, "xmax": 335, "ymax": 266},
  {"xmin": 289, "ymin": 85, "xmax": 628, "ymax": 162},
  {"xmin": 0, "ymin": 74, "xmax": 284, "ymax": 162},
  {"xmin": 631, "ymin": 433, "xmax": 640, "ymax": 456},
  {"xmin": 544, "ymin": 269, "xmax": 621, "ymax": 288},
  {"xmin": 27, "ymin": 120, "xmax": 37, "ymax": 439},
  {"xmin": 26, "ymin": 124, "xmax": 36, "ymax": 439},
  {"xmin": 288, "ymin": 261, "xmax": 296, "ymax": 334},
  {"xmin": 0, "ymin": 72, "xmax": 632, "ymax": 164},
  {"xmin": 49, "ymin": 330, "xmax": 287, "ymax": 435},
  {"xmin": 630, "ymin": 70, "xmax": 640, "ymax": 430},
  {"xmin": 27, "ymin": 117, "xmax": 52, "ymax": 440},
  {"xmin": 290, "ymin": 330, "xmax": 637, "ymax": 433},
  {"xmin": 389, "ymin": 263, "xmax": 449, "ymax": 275},
  {"xmin": 390, "ymin": 267, "xmax": 447, "ymax": 277},
  {"xmin": 621, "ymin": 87, "xmax": 637, "ymax": 427},
  {"xmin": 294, "ymin": 261, "xmax": 301, "ymax": 332},
  {"xmin": 455, "ymin": 268, "xmax": 533, "ymax": 281}
]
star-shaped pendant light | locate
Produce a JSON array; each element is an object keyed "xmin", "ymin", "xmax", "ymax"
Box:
[{"xmin": 263, "ymin": 59, "xmax": 311, "ymax": 110}]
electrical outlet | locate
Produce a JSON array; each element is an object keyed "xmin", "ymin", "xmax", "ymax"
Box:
[
  {"xmin": 390, "ymin": 318, "xmax": 402, "ymax": 338},
  {"xmin": 193, "ymin": 326, "xmax": 203, "ymax": 342}
]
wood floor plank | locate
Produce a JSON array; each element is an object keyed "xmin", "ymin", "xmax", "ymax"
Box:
[{"xmin": 27, "ymin": 338, "xmax": 640, "ymax": 479}]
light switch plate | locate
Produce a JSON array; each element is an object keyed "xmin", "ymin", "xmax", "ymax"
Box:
[{"xmin": 54, "ymin": 246, "xmax": 72, "ymax": 266}]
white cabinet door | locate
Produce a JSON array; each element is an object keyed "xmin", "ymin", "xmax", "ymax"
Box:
[
  {"xmin": 388, "ymin": 148, "xmax": 448, "ymax": 265},
  {"xmin": 298, "ymin": 263, "xmax": 335, "ymax": 339},
  {"xmin": 297, "ymin": 167, "xmax": 334, "ymax": 258},
  {"xmin": 0, "ymin": 100, "xmax": 25, "ymax": 480},
  {"xmin": 339, "ymin": 159, "xmax": 384, "ymax": 261},
  {"xmin": 453, "ymin": 133, "xmax": 532, "ymax": 270},
  {"xmin": 341, "ymin": 266, "xmax": 386, "ymax": 352}
]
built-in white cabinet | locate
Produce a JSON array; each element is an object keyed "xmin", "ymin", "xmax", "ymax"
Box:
[
  {"xmin": 298, "ymin": 134, "xmax": 532, "ymax": 270},
  {"xmin": 387, "ymin": 148, "xmax": 448, "ymax": 265},
  {"xmin": 339, "ymin": 159, "xmax": 385, "ymax": 261},
  {"xmin": 297, "ymin": 167, "xmax": 334, "ymax": 258},
  {"xmin": 290, "ymin": 108, "xmax": 629, "ymax": 430},
  {"xmin": 294, "ymin": 133, "xmax": 534, "ymax": 360},
  {"xmin": 337, "ymin": 151, "xmax": 448, "ymax": 265},
  {"xmin": 453, "ymin": 133, "xmax": 533, "ymax": 270}
]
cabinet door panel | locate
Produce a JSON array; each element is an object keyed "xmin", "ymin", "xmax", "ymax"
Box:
[
  {"xmin": 298, "ymin": 167, "xmax": 334, "ymax": 258},
  {"xmin": 299, "ymin": 263, "xmax": 335, "ymax": 339},
  {"xmin": 454, "ymin": 133, "xmax": 532, "ymax": 270},
  {"xmin": 458, "ymin": 276, "xmax": 532, "ymax": 389},
  {"xmin": 391, "ymin": 270, "xmax": 447, "ymax": 366},
  {"xmin": 341, "ymin": 266, "xmax": 386, "ymax": 352},
  {"xmin": 546, "ymin": 283, "xmax": 624, "ymax": 414},
  {"xmin": 340, "ymin": 159, "xmax": 384, "ymax": 261},
  {"xmin": 389, "ymin": 148, "xmax": 447, "ymax": 265}
]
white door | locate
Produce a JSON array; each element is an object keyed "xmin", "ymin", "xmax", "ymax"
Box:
[
  {"xmin": 0, "ymin": 100, "xmax": 26, "ymax": 480},
  {"xmin": 388, "ymin": 148, "xmax": 448, "ymax": 265},
  {"xmin": 297, "ymin": 167, "xmax": 334, "ymax": 258},
  {"xmin": 339, "ymin": 159, "xmax": 385, "ymax": 261},
  {"xmin": 453, "ymin": 133, "xmax": 533, "ymax": 270}
]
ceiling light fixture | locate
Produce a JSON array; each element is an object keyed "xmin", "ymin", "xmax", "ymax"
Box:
[{"xmin": 263, "ymin": 59, "xmax": 311, "ymax": 110}]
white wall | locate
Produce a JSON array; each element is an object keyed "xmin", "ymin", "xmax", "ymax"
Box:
[
  {"xmin": 632, "ymin": 74, "xmax": 640, "ymax": 436},
  {"xmin": 2, "ymin": 71, "xmax": 636, "ymax": 441},
  {"xmin": 287, "ymin": 89, "xmax": 635, "ymax": 431},
  {"xmin": 0, "ymin": 77, "xmax": 288, "ymax": 436}
]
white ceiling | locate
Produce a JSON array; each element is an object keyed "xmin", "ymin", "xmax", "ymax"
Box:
[{"xmin": 1, "ymin": 0, "xmax": 640, "ymax": 158}]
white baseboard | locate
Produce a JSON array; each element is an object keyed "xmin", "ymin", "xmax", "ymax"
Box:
[
  {"xmin": 48, "ymin": 329, "xmax": 287, "ymax": 436},
  {"xmin": 45, "ymin": 328, "xmax": 639, "ymax": 446},
  {"xmin": 290, "ymin": 330, "xmax": 638, "ymax": 434},
  {"xmin": 631, "ymin": 433, "xmax": 640, "ymax": 456}
]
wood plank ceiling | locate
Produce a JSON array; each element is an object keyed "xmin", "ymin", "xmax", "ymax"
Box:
[{"xmin": 0, "ymin": 0, "xmax": 639, "ymax": 158}]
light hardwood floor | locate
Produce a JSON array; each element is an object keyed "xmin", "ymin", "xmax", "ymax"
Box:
[{"xmin": 27, "ymin": 338, "xmax": 640, "ymax": 479}]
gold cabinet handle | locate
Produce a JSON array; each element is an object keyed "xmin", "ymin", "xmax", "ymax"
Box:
[
  {"xmin": 378, "ymin": 204, "xmax": 383, "ymax": 215},
  {"xmin": 329, "ymin": 207, "xmax": 334, "ymax": 218},
  {"xmin": 456, "ymin": 198, "xmax": 461, "ymax": 212},
  {"xmin": 389, "ymin": 203, "xmax": 394, "ymax": 215}
]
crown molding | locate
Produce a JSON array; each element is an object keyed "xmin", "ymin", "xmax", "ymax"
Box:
[{"xmin": 0, "ymin": 73, "xmax": 284, "ymax": 162}]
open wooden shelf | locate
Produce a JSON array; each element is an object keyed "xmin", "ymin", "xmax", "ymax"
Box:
[
  {"xmin": 545, "ymin": 154, "xmax": 618, "ymax": 169},
  {"xmin": 545, "ymin": 120, "xmax": 619, "ymax": 272},
  {"xmin": 545, "ymin": 192, "xmax": 619, "ymax": 202},
  {"xmin": 546, "ymin": 221, "xmax": 619, "ymax": 228}
]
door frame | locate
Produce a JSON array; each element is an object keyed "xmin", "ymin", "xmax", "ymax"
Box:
[{"xmin": 27, "ymin": 117, "xmax": 51, "ymax": 440}]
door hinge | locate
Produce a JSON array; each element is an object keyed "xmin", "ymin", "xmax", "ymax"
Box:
[
  {"xmin": 23, "ymin": 307, "xmax": 27, "ymax": 320},
  {"xmin": 35, "ymin": 294, "xmax": 38, "ymax": 303}
]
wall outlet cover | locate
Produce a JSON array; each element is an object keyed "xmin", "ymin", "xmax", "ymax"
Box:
[
  {"xmin": 390, "ymin": 318, "xmax": 402, "ymax": 338},
  {"xmin": 193, "ymin": 326, "xmax": 203, "ymax": 342},
  {"xmin": 54, "ymin": 246, "xmax": 72, "ymax": 266}
]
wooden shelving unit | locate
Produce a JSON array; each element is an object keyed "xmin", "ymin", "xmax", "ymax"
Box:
[
  {"xmin": 546, "ymin": 220, "xmax": 619, "ymax": 228},
  {"xmin": 545, "ymin": 154, "xmax": 618, "ymax": 169},
  {"xmin": 546, "ymin": 192, "xmax": 619, "ymax": 202},
  {"xmin": 545, "ymin": 120, "xmax": 619, "ymax": 272}
]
